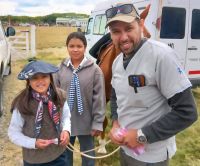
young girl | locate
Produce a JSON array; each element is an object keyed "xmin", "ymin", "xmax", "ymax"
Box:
[
  {"xmin": 54, "ymin": 32, "xmax": 106, "ymax": 166},
  {"xmin": 8, "ymin": 60, "xmax": 71, "ymax": 166}
]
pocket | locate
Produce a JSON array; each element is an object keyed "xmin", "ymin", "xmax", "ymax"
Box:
[{"xmin": 127, "ymin": 85, "xmax": 161, "ymax": 108}]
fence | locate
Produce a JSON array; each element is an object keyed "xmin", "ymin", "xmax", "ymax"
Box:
[{"xmin": 9, "ymin": 25, "xmax": 36, "ymax": 57}]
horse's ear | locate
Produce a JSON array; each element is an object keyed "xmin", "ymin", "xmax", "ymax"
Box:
[
  {"xmin": 139, "ymin": 4, "xmax": 151, "ymax": 38},
  {"xmin": 140, "ymin": 4, "xmax": 151, "ymax": 20}
]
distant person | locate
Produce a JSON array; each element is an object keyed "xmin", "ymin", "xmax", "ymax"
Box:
[
  {"xmin": 77, "ymin": 27, "xmax": 82, "ymax": 32},
  {"xmin": 106, "ymin": 3, "xmax": 198, "ymax": 166},
  {"xmin": 8, "ymin": 60, "xmax": 71, "ymax": 166},
  {"xmin": 54, "ymin": 32, "xmax": 106, "ymax": 166}
]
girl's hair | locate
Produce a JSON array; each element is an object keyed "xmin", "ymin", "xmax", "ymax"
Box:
[
  {"xmin": 66, "ymin": 32, "xmax": 87, "ymax": 48},
  {"xmin": 11, "ymin": 75, "xmax": 63, "ymax": 115}
]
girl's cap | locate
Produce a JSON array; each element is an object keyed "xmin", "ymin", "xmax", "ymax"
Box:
[{"xmin": 18, "ymin": 60, "xmax": 59, "ymax": 80}]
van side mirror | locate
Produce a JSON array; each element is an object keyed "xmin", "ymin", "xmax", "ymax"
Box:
[{"xmin": 6, "ymin": 27, "xmax": 15, "ymax": 37}]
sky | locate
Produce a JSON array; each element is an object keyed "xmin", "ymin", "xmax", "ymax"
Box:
[{"xmin": 0, "ymin": 0, "xmax": 106, "ymax": 16}]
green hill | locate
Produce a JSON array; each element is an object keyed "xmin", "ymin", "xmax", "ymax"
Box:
[{"xmin": 0, "ymin": 13, "xmax": 89, "ymax": 25}]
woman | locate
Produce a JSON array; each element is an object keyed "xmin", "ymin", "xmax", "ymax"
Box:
[{"xmin": 54, "ymin": 32, "xmax": 106, "ymax": 166}]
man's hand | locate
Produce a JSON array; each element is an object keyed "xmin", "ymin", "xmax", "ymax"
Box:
[
  {"xmin": 123, "ymin": 129, "xmax": 141, "ymax": 149},
  {"xmin": 60, "ymin": 130, "xmax": 70, "ymax": 147},
  {"xmin": 35, "ymin": 139, "xmax": 50, "ymax": 149},
  {"xmin": 109, "ymin": 120, "xmax": 124, "ymax": 145}
]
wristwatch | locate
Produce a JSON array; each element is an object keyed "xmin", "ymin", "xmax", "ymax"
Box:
[{"xmin": 137, "ymin": 129, "xmax": 147, "ymax": 144}]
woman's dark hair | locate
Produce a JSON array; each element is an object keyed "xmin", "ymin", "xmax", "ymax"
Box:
[
  {"xmin": 66, "ymin": 32, "xmax": 87, "ymax": 48},
  {"xmin": 11, "ymin": 75, "xmax": 63, "ymax": 115}
]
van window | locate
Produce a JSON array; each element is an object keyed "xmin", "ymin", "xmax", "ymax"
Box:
[
  {"xmin": 93, "ymin": 14, "xmax": 106, "ymax": 35},
  {"xmin": 160, "ymin": 7, "xmax": 186, "ymax": 39},
  {"xmin": 99, "ymin": 15, "xmax": 107, "ymax": 34},
  {"xmin": 85, "ymin": 18, "xmax": 93, "ymax": 35},
  {"xmin": 191, "ymin": 9, "xmax": 200, "ymax": 39}
]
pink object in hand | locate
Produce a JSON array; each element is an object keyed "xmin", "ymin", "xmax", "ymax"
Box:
[
  {"xmin": 114, "ymin": 127, "xmax": 145, "ymax": 156},
  {"xmin": 47, "ymin": 138, "xmax": 58, "ymax": 145}
]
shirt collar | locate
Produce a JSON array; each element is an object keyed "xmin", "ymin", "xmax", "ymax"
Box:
[{"xmin": 67, "ymin": 57, "xmax": 87, "ymax": 69}]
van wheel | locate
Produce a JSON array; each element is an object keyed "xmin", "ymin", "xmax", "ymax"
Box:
[{"xmin": 0, "ymin": 76, "xmax": 3, "ymax": 117}]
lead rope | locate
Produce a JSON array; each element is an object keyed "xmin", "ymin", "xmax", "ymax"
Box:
[{"xmin": 66, "ymin": 139, "xmax": 120, "ymax": 159}]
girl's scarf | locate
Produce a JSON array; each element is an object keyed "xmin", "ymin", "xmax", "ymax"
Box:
[
  {"xmin": 32, "ymin": 89, "xmax": 60, "ymax": 138},
  {"xmin": 68, "ymin": 66, "xmax": 84, "ymax": 115}
]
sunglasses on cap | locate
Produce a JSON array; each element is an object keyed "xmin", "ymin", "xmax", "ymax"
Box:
[{"xmin": 106, "ymin": 4, "xmax": 139, "ymax": 19}]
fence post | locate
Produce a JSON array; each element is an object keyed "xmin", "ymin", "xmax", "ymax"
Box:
[
  {"xmin": 25, "ymin": 32, "xmax": 29, "ymax": 53},
  {"xmin": 31, "ymin": 25, "xmax": 36, "ymax": 56}
]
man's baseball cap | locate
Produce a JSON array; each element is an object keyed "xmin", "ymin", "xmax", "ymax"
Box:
[{"xmin": 105, "ymin": 3, "xmax": 140, "ymax": 28}]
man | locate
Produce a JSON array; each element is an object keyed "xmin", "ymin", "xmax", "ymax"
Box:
[{"xmin": 106, "ymin": 3, "xmax": 198, "ymax": 166}]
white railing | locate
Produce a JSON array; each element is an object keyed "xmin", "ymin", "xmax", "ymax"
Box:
[{"xmin": 9, "ymin": 25, "xmax": 36, "ymax": 57}]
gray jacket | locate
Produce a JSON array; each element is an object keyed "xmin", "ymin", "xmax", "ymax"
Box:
[{"xmin": 54, "ymin": 58, "xmax": 106, "ymax": 136}]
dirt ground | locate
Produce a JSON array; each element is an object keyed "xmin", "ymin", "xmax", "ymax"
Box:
[{"xmin": 0, "ymin": 61, "xmax": 24, "ymax": 166}]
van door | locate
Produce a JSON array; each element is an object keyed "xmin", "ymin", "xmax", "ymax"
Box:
[
  {"xmin": 159, "ymin": 0, "xmax": 189, "ymax": 67},
  {"xmin": 85, "ymin": 17, "xmax": 95, "ymax": 60},
  {"xmin": 185, "ymin": 0, "xmax": 200, "ymax": 82}
]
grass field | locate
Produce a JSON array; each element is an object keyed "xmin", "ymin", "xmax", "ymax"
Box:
[
  {"xmin": 36, "ymin": 26, "xmax": 76, "ymax": 49},
  {"xmin": 14, "ymin": 26, "xmax": 200, "ymax": 166},
  {"xmin": 14, "ymin": 26, "xmax": 77, "ymax": 49}
]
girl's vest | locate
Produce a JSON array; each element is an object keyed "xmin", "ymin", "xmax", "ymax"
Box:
[{"xmin": 21, "ymin": 89, "xmax": 66, "ymax": 164}]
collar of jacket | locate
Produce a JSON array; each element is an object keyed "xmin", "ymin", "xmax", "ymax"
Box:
[{"xmin": 62, "ymin": 57, "xmax": 94, "ymax": 71}]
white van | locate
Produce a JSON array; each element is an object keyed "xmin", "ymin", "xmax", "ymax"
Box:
[
  {"xmin": 85, "ymin": 0, "xmax": 200, "ymax": 86},
  {"xmin": 0, "ymin": 21, "xmax": 15, "ymax": 116}
]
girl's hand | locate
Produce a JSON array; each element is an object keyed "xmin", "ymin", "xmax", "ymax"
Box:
[
  {"xmin": 35, "ymin": 139, "xmax": 50, "ymax": 149},
  {"xmin": 59, "ymin": 130, "xmax": 70, "ymax": 147},
  {"xmin": 91, "ymin": 130, "xmax": 102, "ymax": 137}
]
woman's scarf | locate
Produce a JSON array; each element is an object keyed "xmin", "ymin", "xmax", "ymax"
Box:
[
  {"xmin": 32, "ymin": 89, "xmax": 60, "ymax": 138},
  {"xmin": 68, "ymin": 65, "xmax": 84, "ymax": 115}
]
